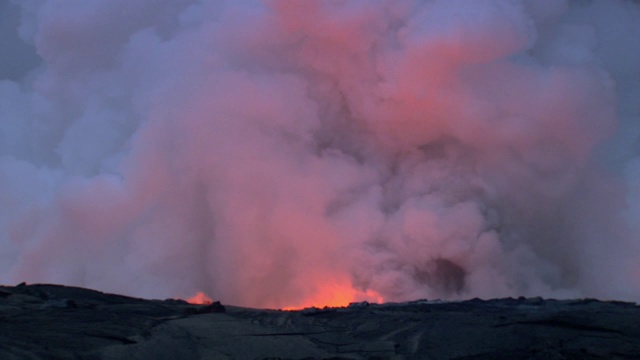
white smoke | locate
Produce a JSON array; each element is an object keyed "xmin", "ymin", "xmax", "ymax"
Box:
[{"xmin": 0, "ymin": 0, "xmax": 639, "ymax": 307}]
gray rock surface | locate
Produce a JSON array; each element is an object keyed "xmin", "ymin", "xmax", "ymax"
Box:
[{"xmin": 1, "ymin": 284, "xmax": 639, "ymax": 359}]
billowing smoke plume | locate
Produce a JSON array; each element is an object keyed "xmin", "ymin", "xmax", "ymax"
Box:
[{"xmin": 1, "ymin": 0, "xmax": 639, "ymax": 308}]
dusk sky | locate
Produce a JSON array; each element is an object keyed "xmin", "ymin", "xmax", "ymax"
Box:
[{"xmin": 0, "ymin": 0, "xmax": 639, "ymax": 308}]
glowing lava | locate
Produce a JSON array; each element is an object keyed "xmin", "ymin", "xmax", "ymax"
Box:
[
  {"xmin": 281, "ymin": 283, "xmax": 384, "ymax": 311},
  {"xmin": 186, "ymin": 291, "xmax": 213, "ymax": 305}
]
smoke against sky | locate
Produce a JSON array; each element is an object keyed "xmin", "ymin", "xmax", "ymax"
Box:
[{"xmin": 0, "ymin": 0, "xmax": 639, "ymax": 308}]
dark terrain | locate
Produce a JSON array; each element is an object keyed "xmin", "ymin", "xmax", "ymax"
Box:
[{"xmin": 1, "ymin": 283, "xmax": 639, "ymax": 359}]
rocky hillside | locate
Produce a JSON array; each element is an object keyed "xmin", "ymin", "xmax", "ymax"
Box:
[{"xmin": 1, "ymin": 283, "xmax": 639, "ymax": 359}]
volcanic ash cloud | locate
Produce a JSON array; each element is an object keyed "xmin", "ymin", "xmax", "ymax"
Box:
[{"xmin": 0, "ymin": 0, "xmax": 639, "ymax": 308}]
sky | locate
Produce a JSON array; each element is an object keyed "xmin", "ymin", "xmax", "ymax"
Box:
[{"xmin": 0, "ymin": 0, "xmax": 639, "ymax": 308}]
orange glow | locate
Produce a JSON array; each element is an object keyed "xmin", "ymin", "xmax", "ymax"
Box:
[
  {"xmin": 186, "ymin": 291, "xmax": 213, "ymax": 305},
  {"xmin": 281, "ymin": 282, "xmax": 383, "ymax": 310}
]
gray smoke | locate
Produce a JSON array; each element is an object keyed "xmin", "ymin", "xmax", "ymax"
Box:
[{"xmin": 0, "ymin": 0, "xmax": 639, "ymax": 308}]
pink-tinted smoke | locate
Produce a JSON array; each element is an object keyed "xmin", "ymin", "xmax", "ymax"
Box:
[{"xmin": 0, "ymin": 0, "xmax": 639, "ymax": 308}]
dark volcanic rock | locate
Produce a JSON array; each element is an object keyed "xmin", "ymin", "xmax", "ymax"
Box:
[
  {"xmin": 185, "ymin": 300, "xmax": 226, "ymax": 314},
  {"xmin": 1, "ymin": 284, "xmax": 639, "ymax": 359}
]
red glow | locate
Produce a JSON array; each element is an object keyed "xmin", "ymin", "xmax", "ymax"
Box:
[
  {"xmin": 281, "ymin": 282, "xmax": 383, "ymax": 311},
  {"xmin": 186, "ymin": 291, "xmax": 213, "ymax": 305}
]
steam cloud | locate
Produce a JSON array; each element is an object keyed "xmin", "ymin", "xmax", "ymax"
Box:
[{"xmin": 1, "ymin": 0, "xmax": 639, "ymax": 308}]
